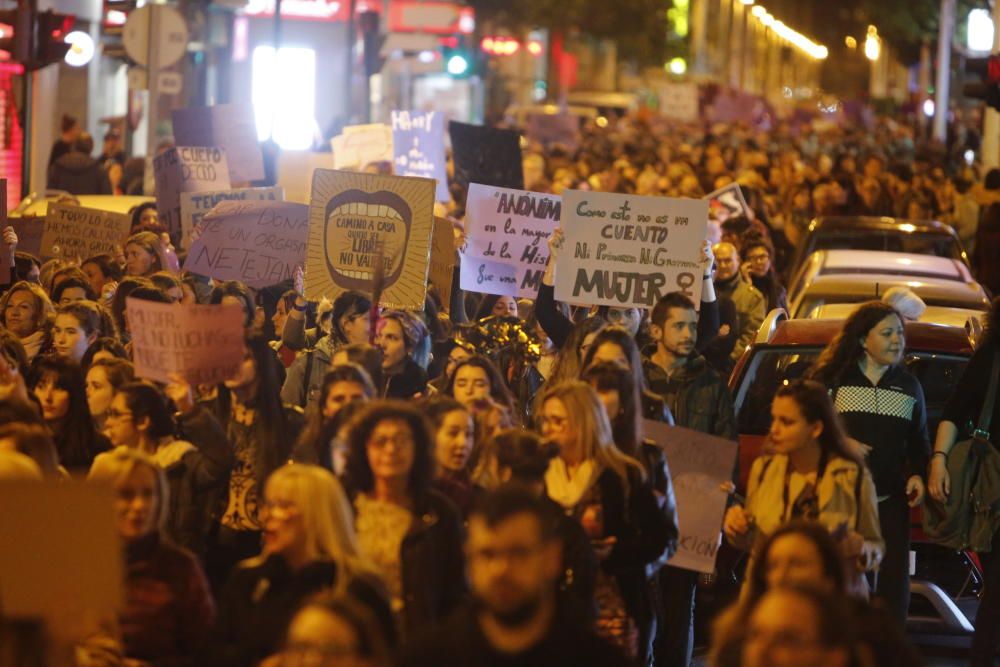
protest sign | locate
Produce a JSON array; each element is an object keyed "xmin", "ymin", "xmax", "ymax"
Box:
[
  {"xmin": 127, "ymin": 298, "xmax": 245, "ymax": 385},
  {"xmin": 180, "ymin": 186, "xmax": 283, "ymax": 248},
  {"xmin": 391, "ymin": 110, "xmax": 449, "ymax": 202},
  {"xmin": 332, "ymin": 124, "xmax": 394, "ymax": 169},
  {"xmin": 706, "ymin": 182, "xmax": 752, "ymax": 222},
  {"xmin": 460, "ymin": 184, "xmax": 559, "ymax": 298},
  {"xmin": 524, "ymin": 113, "xmax": 580, "ymax": 149},
  {"xmin": 554, "ymin": 190, "xmax": 709, "ymax": 308},
  {"xmin": 0, "ymin": 179, "xmax": 8, "ymax": 279},
  {"xmin": 449, "ymin": 121, "xmax": 524, "ymax": 194},
  {"xmin": 10, "ymin": 216, "xmax": 44, "ymax": 257},
  {"xmin": 644, "ymin": 421, "xmax": 737, "ymax": 574},
  {"xmin": 172, "ymin": 104, "xmax": 265, "ymax": 183},
  {"xmin": 429, "ymin": 216, "xmax": 455, "ymax": 307},
  {"xmin": 0, "ymin": 481, "xmax": 121, "ymax": 620},
  {"xmin": 39, "ymin": 203, "xmax": 131, "ymax": 260},
  {"xmin": 153, "ymin": 146, "xmax": 231, "ymax": 240},
  {"xmin": 278, "ymin": 150, "xmax": 334, "ymax": 204},
  {"xmin": 658, "ymin": 82, "xmax": 699, "ymax": 123},
  {"xmin": 306, "ymin": 169, "xmax": 435, "ymax": 310},
  {"xmin": 184, "ymin": 200, "xmax": 309, "ymax": 289}
]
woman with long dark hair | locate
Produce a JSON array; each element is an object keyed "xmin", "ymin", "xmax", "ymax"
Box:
[
  {"xmin": 740, "ymin": 234, "xmax": 787, "ymax": 313},
  {"xmin": 809, "ymin": 301, "xmax": 929, "ymax": 624},
  {"xmin": 293, "ymin": 363, "xmax": 376, "ymax": 470},
  {"xmin": 444, "ymin": 355, "xmax": 519, "ymax": 419},
  {"xmin": 29, "ymin": 355, "xmax": 110, "ymax": 470},
  {"xmin": 581, "ymin": 326, "xmax": 673, "ymax": 425},
  {"xmin": 723, "ymin": 380, "xmax": 884, "ymax": 594},
  {"xmin": 424, "ymin": 396, "xmax": 479, "ymax": 516},
  {"xmin": 85, "ymin": 357, "xmax": 134, "ymax": 432}
]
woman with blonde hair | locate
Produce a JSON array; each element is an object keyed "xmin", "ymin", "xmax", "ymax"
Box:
[
  {"xmin": 124, "ymin": 231, "xmax": 171, "ymax": 277},
  {"xmin": 206, "ymin": 463, "xmax": 393, "ymax": 666},
  {"xmin": 0, "ymin": 280, "xmax": 54, "ymax": 360},
  {"xmin": 536, "ymin": 380, "xmax": 671, "ymax": 663},
  {"xmin": 88, "ymin": 448, "xmax": 215, "ymax": 666}
]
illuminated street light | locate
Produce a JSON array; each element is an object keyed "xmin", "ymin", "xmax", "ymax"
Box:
[
  {"xmin": 751, "ymin": 5, "xmax": 766, "ymax": 17},
  {"xmin": 845, "ymin": 36, "xmax": 857, "ymax": 49},
  {"xmin": 739, "ymin": 0, "xmax": 755, "ymax": 5},
  {"xmin": 968, "ymin": 8, "xmax": 995, "ymax": 52},
  {"xmin": 923, "ymin": 99, "xmax": 935, "ymax": 117},
  {"xmin": 761, "ymin": 13, "xmax": 774, "ymax": 27},
  {"xmin": 63, "ymin": 30, "xmax": 94, "ymax": 67},
  {"xmin": 864, "ymin": 25, "xmax": 880, "ymax": 61},
  {"xmin": 668, "ymin": 57, "xmax": 687, "ymax": 74}
]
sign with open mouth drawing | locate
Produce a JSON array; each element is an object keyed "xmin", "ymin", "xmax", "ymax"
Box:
[{"xmin": 307, "ymin": 169, "xmax": 435, "ymax": 310}]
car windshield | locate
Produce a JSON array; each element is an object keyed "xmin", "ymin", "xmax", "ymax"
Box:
[
  {"xmin": 734, "ymin": 346, "xmax": 969, "ymax": 436},
  {"xmin": 796, "ymin": 294, "xmax": 982, "ymax": 318},
  {"xmin": 809, "ymin": 231, "xmax": 963, "ymax": 261}
]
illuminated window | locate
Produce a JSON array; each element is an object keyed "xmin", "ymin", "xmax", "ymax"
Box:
[{"xmin": 252, "ymin": 45, "xmax": 316, "ymax": 150}]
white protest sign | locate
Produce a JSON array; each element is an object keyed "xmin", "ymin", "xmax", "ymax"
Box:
[
  {"xmin": 180, "ymin": 186, "xmax": 283, "ymax": 249},
  {"xmin": 706, "ymin": 182, "xmax": 752, "ymax": 222},
  {"xmin": 645, "ymin": 421, "xmax": 737, "ymax": 574},
  {"xmin": 40, "ymin": 203, "xmax": 131, "ymax": 260},
  {"xmin": 460, "ymin": 184, "xmax": 559, "ymax": 298},
  {"xmin": 184, "ymin": 200, "xmax": 309, "ymax": 289},
  {"xmin": 391, "ymin": 110, "xmax": 449, "ymax": 202},
  {"xmin": 554, "ymin": 190, "xmax": 709, "ymax": 308},
  {"xmin": 153, "ymin": 146, "xmax": 231, "ymax": 241},
  {"xmin": 658, "ymin": 82, "xmax": 699, "ymax": 123},
  {"xmin": 127, "ymin": 298, "xmax": 245, "ymax": 385},
  {"xmin": 332, "ymin": 124, "xmax": 393, "ymax": 169}
]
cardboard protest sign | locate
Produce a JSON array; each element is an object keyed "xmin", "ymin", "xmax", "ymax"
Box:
[
  {"xmin": 554, "ymin": 190, "xmax": 709, "ymax": 308},
  {"xmin": 184, "ymin": 200, "xmax": 309, "ymax": 289},
  {"xmin": 153, "ymin": 146, "xmax": 231, "ymax": 240},
  {"xmin": 429, "ymin": 216, "xmax": 455, "ymax": 308},
  {"xmin": 460, "ymin": 184, "xmax": 559, "ymax": 298},
  {"xmin": 40, "ymin": 203, "xmax": 131, "ymax": 261},
  {"xmin": 706, "ymin": 182, "xmax": 752, "ymax": 222},
  {"xmin": 449, "ymin": 121, "xmax": 524, "ymax": 194},
  {"xmin": 127, "ymin": 298, "xmax": 245, "ymax": 385},
  {"xmin": 332, "ymin": 124, "xmax": 394, "ymax": 169},
  {"xmin": 658, "ymin": 82, "xmax": 699, "ymax": 123},
  {"xmin": 645, "ymin": 421, "xmax": 737, "ymax": 574},
  {"xmin": 0, "ymin": 179, "xmax": 8, "ymax": 279},
  {"xmin": 278, "ymin": 150, "xmax": 334, "ymax": 205},
  {"xmin": 172, "ymin": 104, "xmax": 265, "ymax": 183},
  {"xmin": 391, "ymin": 110, "xmax": 449, "ymax": 202},
  {"xmin": 0, "ymin": 481, "xmax": 121, "ymax": 620},
  {"xmin": 525, "ymin": 113, "xmax": 580, "ymax": 149},
  {"xmin": 180, "ymin": 186, "xmax": 284, "ymax": 249},
  {"xmin": 9, "ymin": 216, "xmax": 44, "ymax": 257},
  {"xmin": 306, "ymin": 169, "xmax": 435, "ymax": 310}
]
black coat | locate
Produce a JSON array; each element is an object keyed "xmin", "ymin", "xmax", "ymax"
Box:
[
  {"xmin": 47, "ymin": 151, "xmax": 112, "ymax": 195},
  {"xmin": 380, "ymin": 358, "xmax": 428, "ymax": 398}
]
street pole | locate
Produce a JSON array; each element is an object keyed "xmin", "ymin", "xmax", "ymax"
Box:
[
  {"xmin": 981, "ymin": 1, "xmax": 1000, "ymax": 168},
  {"xmin": 18, "ymin": 0, "xmax": 37, "ymax": 199},
  {"xmin": 345, "ymin": 0, "xmax": 356, "ymax": 123},
  {"xmin": 143, "ymin": 4, "xmax": 161, "ymax": 196},
  {"xmin": 933, "ymin": 0, "xmax": 955, "ymax": 144}
]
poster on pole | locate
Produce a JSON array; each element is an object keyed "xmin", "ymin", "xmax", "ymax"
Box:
[
  {"xmin": 127, "ymin": 298, "xmax": 245, "ymax": 385},
  {"xmin": 429, "ymin": 216, "xmax": 455, "ymax": 308},
  {"xmin": 180, "ymin": 186, "xmax": 284, "ymax": 249},
  {"xmin": 705, "ymin": 182, "xmax": 752, "ymax": 222},
  {"xmin": 306, "ymin": 169, "xmax": 435, "ymax": 310},
  {"xmin": 449, "ymin": 121, "xmax": 524, "ymax": 194},
  {"xmin": 459, "ymin": 184, "xmax": 559, "ymax": 298},
  {"xmin": 644, "ymin": 421, "xmax": 737, "ymax": 574},
  {"xmin": 391, "ymin": 110, "xmax": 449, "ymax": 202},
  {"xmin": 554, "ymin": 190, "xmax": 709, "ymax": 308},
  {"xmin": 39, "ymin": 203, "xmax": 131, "ymax": 261},
  {"xmin": 153, "ymin": 146, "xmax": 231, "ymax": 241},
  {"xmin": 183, "ymin": 200, "xmax": 309, "ymax": 289},
  {"xmin": 172, "ymin": 104, "xmax": 265, "ymax": 184},
  {"xmin": 524, "ymin": 113, "xmax": 580, "ymax": 149},
  {"xmin": 658, "ymin": 82, "xmax": 700, "ymax": 123},
  {"xmin": 331, "ymin": 124, "xmax": 394, "ymax": 170}
]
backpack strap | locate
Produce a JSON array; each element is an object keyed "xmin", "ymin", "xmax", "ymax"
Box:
[{"xmin": 973, "ymin": 348, "xmax": 1000, "ymax": 441}]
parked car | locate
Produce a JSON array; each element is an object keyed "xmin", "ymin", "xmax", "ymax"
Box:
[
  {"xmin": 728, "ymin": 309, "xmax": 981, "ymax": 637},
  {"xmin": 808, "ymin": 302, "xmax": 986, "ymax": 339},
  {"xmin": 788, "ymin": 272, "xmax": 991, "ymax": 319},
  {"xmin": 788, "ymin": 216, "xmax": 970, "ymax": 275}
]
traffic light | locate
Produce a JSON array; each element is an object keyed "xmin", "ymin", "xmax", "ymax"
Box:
[
  {"xmin": 964, "ymin": 55, "xmax": 1000, "ymax": 111},
  {"xmin": 33, "ymin": 10, "xmax": 74, "ymax": 68},
  {"xmin": 441, "ymin": 35, "xmax": 472, "ymax": 78},
  {"xmin": 0, "ymin": 5, "xmax": 74, "ymax": 70},
  {"xmin": 0, "ymin": 7, "xmax": 32, "ymax": 64},
  {"xmin": 101, "ymin": 0, "xmax": 136, "ymax": 59}
]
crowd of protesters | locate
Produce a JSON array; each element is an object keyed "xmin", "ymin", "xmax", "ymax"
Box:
[{"xmin": 1, "ymin": 105, "xmax": 1000, "ymax": 667}]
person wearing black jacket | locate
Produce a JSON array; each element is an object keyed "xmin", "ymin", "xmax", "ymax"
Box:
[
  {"xmin": 810, "ymin": 301, "xmax": 929, "ymax": 626},
  {"xmin": 375, "ymin": 310, "xmax": 429, "ymax": 398}
]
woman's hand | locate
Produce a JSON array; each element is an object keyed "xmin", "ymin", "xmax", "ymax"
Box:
[
  {"xmin": 906, "ymin": 474, "xmax": 926, "ymax": 507},
  {"xmin": 699, "ymin": 239, "xmax": 714, "ymax": 277},
  {"xmin": 547, "ymin": 227, "xmax": 564, "ymax": 259},
  {"xmin": 2, "ymin": 225, "xmax": 17, "ymax": 264},
  {"xmin": 928, "ymin": 456, "xmax": 950, "ymax": 503},
  {"xmin": 164, "ymin": 373, "xmax": 196, "ymax": 416},
  {"xmin": 723, "ymin": 505, "xmax": 751, "ymax": 541}
]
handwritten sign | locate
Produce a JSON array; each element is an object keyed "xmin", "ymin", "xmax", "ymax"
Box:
[
  {"xmin": 429, "ymin": 216, "xmax": 455, "ymax": 308},
  {"xmin": 184, "ymin": 200, "xmax": 308, "ymax": 289},
  {"xmin": 172, "ymin": 104, "xmax": 265, "ymax": 183},
  {"xmin": 127, "ymin": 298, "xmax": 245, "ymax": 385},
  {"xmin": 306, "ymin": 169, "xmax": 434, "ymax": 310},
  {"xmin": 153, "ymin": 146, "xmax": 231, "ymax": 240},
  {"xmin": 706, "ymin": 182, "xmax": 752, "ymax": 222},
  {"xmin": 391, "ymin": 110, "xmax": 449, "ymax": 202},
  {"xmin": 658, "ymin": 82, "xmax": 699, "ymax": 123},
  {"xmin": 40, "ymin": 203, "xmax": 131, "ymax": 261},
  {"xmin": 10, "ymin": 217, "xmax": 44, "ymax": 258},
  {"xmin": 180, "ymin": 186, "xmax": 283, "ymax": 249},
  {"xmin": 645, "ymin": 421, "xmax": 737, "ymax": 574},
  {"xmin": 524, "ymin": 113, "xmax": 580, "ymax": 149},
  {"xmin": 278, "ymin": 150, "xmax": 334, "ymax": 205},
  {"xmin": 554, "ymin": 190, "xmax": 708, "ymax": 308},
  {"xmin": 332, "ymin": 124, "xmax": 394, "ymax": 169},
  {"xmin": 460, "ymin": 184, "xmax": 558, "ymax": 298},
  {"xmin": 449, "ymin": 121, "xmax": 524, "ymax": 195}
]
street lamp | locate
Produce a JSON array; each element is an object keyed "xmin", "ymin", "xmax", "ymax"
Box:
[{"xmin": 864, "ymin": 25, "xmax": 880, "ymax": 61}]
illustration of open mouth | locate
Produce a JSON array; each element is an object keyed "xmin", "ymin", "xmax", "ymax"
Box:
[{"xmin": 323, "ymin": 189, "xmax": 412, "ymax": 290}]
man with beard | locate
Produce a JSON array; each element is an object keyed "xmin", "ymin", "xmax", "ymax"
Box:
[
  {"xmin": 643, "ymin": 291, "xmax": 737, "ymax": 667},
  {"xmin": 400, "ymin": 485, "xmax": 624, "ymax": 667}
]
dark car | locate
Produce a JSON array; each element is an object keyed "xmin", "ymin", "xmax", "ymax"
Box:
[{"xmin": 788, "ymin": 216, "xmax": 970, "ymax": 276}]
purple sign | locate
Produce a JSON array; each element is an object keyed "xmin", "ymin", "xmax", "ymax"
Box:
[{"xmin": 391, "ymin": 110, "xmax": 449, "ymax": 202}]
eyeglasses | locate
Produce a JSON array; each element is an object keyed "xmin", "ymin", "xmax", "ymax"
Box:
[{"xmin": 746, "ymin": 253, "xmax": 770, "ymax": 263}]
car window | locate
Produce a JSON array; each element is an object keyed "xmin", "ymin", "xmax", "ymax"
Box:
[
  {"xmin": 811, "ymin": 231, "xmax": 962, "ymax": 261},
  {"xmin": 734, "ymin": 347, "xmax": 969, "ymax": 436}
]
